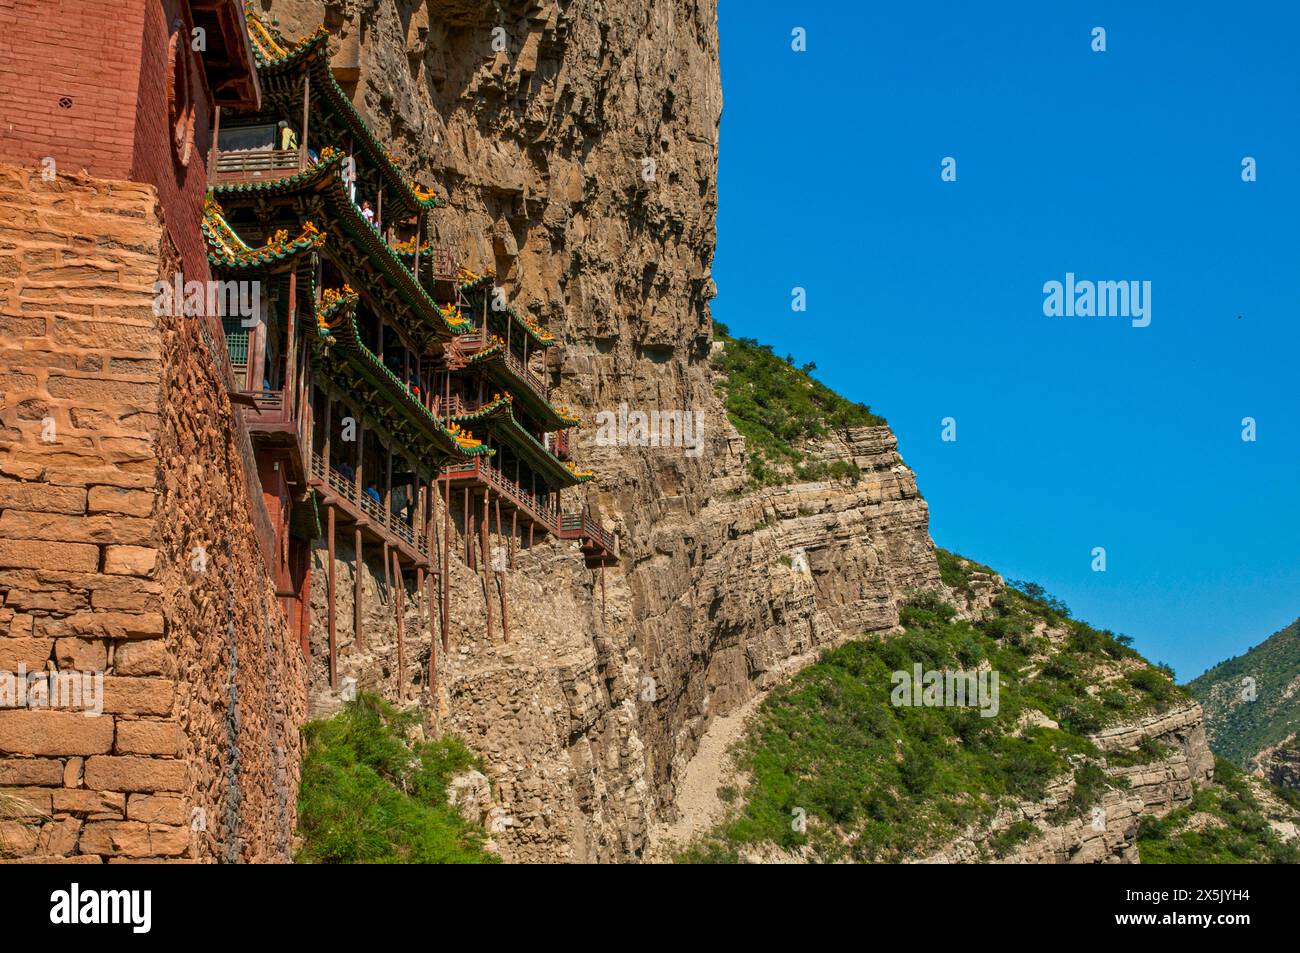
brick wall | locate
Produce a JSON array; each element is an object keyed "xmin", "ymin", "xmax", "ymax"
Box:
[
  {"xmin": 0, "ymin": 0, "xmax": 145, "ymax": 181},
  {"xmin": 0, "ymin": 163, "xmax": 305, "ymax": 863},
  {"xmin": 0, "ymin": 0, "xmax": 214, "ymax": 285},
  {"xmin": 132, "ymin": 0, "xmax": 215, "ymax": 284}
]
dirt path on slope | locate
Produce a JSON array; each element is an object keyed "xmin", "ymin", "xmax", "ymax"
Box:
[{"xmin": 645, "ymin": 693, "xmax": 766, "ymax": 861}]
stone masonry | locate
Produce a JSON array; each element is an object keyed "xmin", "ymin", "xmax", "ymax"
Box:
[{"xmin": 0, "ymin": 164, "xmax": 305, "ymax": 862}]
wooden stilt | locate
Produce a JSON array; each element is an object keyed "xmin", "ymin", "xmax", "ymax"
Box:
[
  {"xmin": 442, "ymin": 476, "xmax": 451, "ymax": 652},
  {"xmin": 327, "ymin": 504, "xmax": 337, "ymax": 689},
  {"xmin": 481, "ymin": 489, "xmax": 493, "ymax": 640},
  {"xmin": 510, "ymin": 509, "xmax": 517, "ymax": 569},
  {"xmin": 393, "ymin": 549, "xmax": 405, "ymax": 699},
  {"xmin": 354, "ymin": 527, "xmax": 364, "ymax": 650},
  {"xmin": 426, "ymin": 567, "xmax": 437, "ymax": 699},
  {"xmin": 464, "ymin": 487, "xmax": 472, "ymax": 567}
]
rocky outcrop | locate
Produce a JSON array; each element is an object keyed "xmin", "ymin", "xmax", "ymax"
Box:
[
  {"xmin": 1254, "ymin": 735, "xmax": 1300, "ymax": 791},
  {"xmin": 928, "ymin": 702, "xmax": 1214, "ymax": 864}
]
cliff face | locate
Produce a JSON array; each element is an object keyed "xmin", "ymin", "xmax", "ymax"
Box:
[
  {"xmin": 260, "ymin": 0, "xmax": 939, "ymax": 861},
  {"xmin": 263, "ymin": 0, "xmax": 1212, "ymax": 864}
]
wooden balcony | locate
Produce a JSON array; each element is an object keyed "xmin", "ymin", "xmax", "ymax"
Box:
[
  {"xmin": 212, "ymin": 148, "xmax": 305, "ymax": 185},
  {"xmin": 439, "ymin": 457, "xmax": 559, "ymax": 535},
  {"xmin": 557, "ymin": 512, "xmax": 618, "ymax": 567},
  {"xmin": 309, "ymin": 451, "xmax": 429, "ymax": 566}
]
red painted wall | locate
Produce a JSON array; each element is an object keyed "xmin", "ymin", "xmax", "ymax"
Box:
[{"xmin": 0, "ymin": 0, "xmax": 212, "ymax": 282}]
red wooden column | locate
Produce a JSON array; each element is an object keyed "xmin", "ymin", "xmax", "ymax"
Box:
[
  {"xmin": 393, "ymin": 548, "xmax": 405, "ymax": 699},
  {"xmin": 354, "ymin": 527, "xmax": 364, "ymax": 651},
  {"xmin": 496, "ymin": 495, "xmax": 508, "ymax": 643},
  {"xmin": 481, "ymin": 488, "xmax": 493, "ymax": 640},
  {"xmin": 442, "ymin": 475, "xmax": 451, "ymax": 651},
  {"xmin": 327, "ymin": 504, "xmax": 337, "ymax": 689}
]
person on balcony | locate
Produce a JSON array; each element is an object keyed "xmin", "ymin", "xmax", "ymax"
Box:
[
  {"xmin": 364, "ymin": 482, "xmax": 382, "ymax": 506},
  {"xmin": 360, "ymin": 199, "xmax": 376, "ymax": 228},
  {"xmin": 336, "ymin": 460, "xmax": 355, "ymax": 482},
  {"xmin": 277, "ymin": 120, "xmax": 298, "ymax": 152}
]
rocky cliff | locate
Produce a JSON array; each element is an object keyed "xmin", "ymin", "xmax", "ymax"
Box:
[
  {"xmin": 264, "ymin": 0, "xmax": 1220, "ymax": 864},
  {"xmin": 259, "ymin": 0, "xmax": 952, "ymax": 862}
]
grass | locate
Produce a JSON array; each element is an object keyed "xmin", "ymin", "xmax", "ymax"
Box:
[
  {"xmin": 711, "ymin": 321, "xmax": 884, "ymax": 486},
  {"xmin": 1137, "ymin": 758, "xmax": 1300, "ymax": 864},
  {"xmin": 295, "ymin": 693, "xmax": 498, "ymax": 864},
  {"xmin": 676, "ymin": 567, "xmax": 1182, "ymax": 863}
]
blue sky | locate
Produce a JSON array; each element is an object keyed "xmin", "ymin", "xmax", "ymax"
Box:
[{"xmin": 711, "ymin": 0, "xmax": 1299, "ymax": 680}]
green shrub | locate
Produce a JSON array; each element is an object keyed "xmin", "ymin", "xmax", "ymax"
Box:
[
  {"xmin": 711, "ymin": 323, "xmax": 884, "ymax": 486},
  {"xmin": 296, "ymin": 693, "xmax": 497, "ymax": 864}
]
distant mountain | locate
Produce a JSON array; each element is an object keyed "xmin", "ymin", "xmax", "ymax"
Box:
[{"xmin": 1187, "ymin": 618, "xmax": 1300, "ymax": 766}]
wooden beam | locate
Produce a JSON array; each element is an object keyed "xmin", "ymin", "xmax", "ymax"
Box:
[
  {"xmin": 300, "ymin": 71, "xmax": 310, "ymax": 170},
  {"xmin": 354, "ymin": 527, "xmax": 364, "ymax": 650},
  {"xmin": 393, "ymin": 548, "xmax": 405, "ymax": 700},
  {"xmin": 481, "ymin": 488, "xmax": 492, "ymax": 641},
  {"xmin": 327, "ymin": 504, "xmax": 337, "ymax": 689},
  {"xmin": 442, "ymin": 474, "xmax": 451, "ymax": 652}
]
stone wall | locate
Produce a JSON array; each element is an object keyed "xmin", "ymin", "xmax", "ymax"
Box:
[{"xmin": 0, "ymin": 164, "xmax": 305, "ymax": 862}]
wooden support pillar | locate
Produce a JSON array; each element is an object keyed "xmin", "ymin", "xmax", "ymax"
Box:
[
  {"xmin": 300, "ymin": 72, "xmax": 310, "ymax": 170},
  {"xmin": 464, "ymin": 487, "xmax": 472, "ymax": 567},
  {"xmin": 442, "ymin": 475, "xmax": 451, "ymax": 652},
  {"xmin": 327, "ymin": 504, "xmax": 337, "ymax": 689},
  {"xmin": 355, "ymin": 416, "xmax": 366, "ymax": 506},
  {"xmin": 322, "ymin": 393, "xmax": 332, "ymax": 472},
  {"xmin": 285, "ymin": 269, "xmax": 298, "ymax": 400},
  {"xmin": 393, "ymin": 549, "xmax": 405, "ymax": 699},
  {"xmin": 426, "ymin": 567, "xmax": 437, "ymax": 700},
  {"xmin": 510, "ymin": 509, "xmax": 517, "ymax": 569},
  {"xmin": 354, "ymin": 527, "xmax": 364, "ymax": 650},
  {"xmin": 208, "ymin": 106, "xmax": 221, "ymax": 186},
  {"xmin": 481, "ymin": 489, "xmax": 493, "ymax": 640},
  {"xmin": 496, "ymin": 496, "xmax": 508, "ymax": 643}
]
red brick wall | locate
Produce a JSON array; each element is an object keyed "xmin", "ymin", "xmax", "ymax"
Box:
[
  {"xmin": 131, "ymin": 0, "xmax": 214, "ymax": 284},
  {"xmin": 0, "ymin": 0, "xmax": 146, "ymax": 180},
  {"xmin": 0, "ymin": 0, "xmax": 213, "ymax": 283}
]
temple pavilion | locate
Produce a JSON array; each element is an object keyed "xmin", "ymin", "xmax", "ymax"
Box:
[{"xmin": 201, "ymin": 4, "xmax": 617, "ymax": 693}]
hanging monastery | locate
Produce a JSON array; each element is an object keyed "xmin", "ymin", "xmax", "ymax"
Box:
[{"xmin": 0, "ymin": 0, "xmax": 617, "ymax": 862}]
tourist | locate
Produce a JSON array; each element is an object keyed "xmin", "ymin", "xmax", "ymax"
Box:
[
  {"xmin": 336, "ymin": 460, "xmax": 355, "ymax": 482},
  {"xmin": 360, "ymin": 199, "xmax": 375, "ymax": 228},
  {"xmin": 364, "ymin": 482, "xmax": 382, "ymax": 505},
  {"xmin": 277, "ymin": 120, "xmax": 298, "ymax": 151}
]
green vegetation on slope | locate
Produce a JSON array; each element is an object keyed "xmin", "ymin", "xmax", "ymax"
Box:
[
  {"xmin": 711, "ymin": 321, "xmax": 885, "ymax": 486},
  {"xmin": 1187, "ymin": 617, "xmax": 1300, "ymax": 766},
  {"xmin": 1137, "ymin": 758, "xmax": 1300, "ymax": 864},
  {"xmin": 676, "ymin": 560, "xmax": 1183, "ymax": 863},
  {"xmin": 296, "ymin": 694, "xmax": 498, "ymax": 864}
]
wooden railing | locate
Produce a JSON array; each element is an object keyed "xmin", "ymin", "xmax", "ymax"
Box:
[
  {"xmin": 551, "ymin": 428, "xmax": 571, "ymax": 460},
  {"xmin": 441, "ymin": 458, "xmax": 559, "ymax": 534},
  {"xmin": 212, "ymin": 148, "xmax": 304, "ymax": 184},
  {"xmin": 501, "ymin": 346, "xmax": 547, "ymax": 399},
  {"xmin": 559, "ymin": 512, "xmax": 616, "ymax": 555},
  {"xmin": 310, "ymin": 451, "xmax": 429, "ymax": 560}
]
